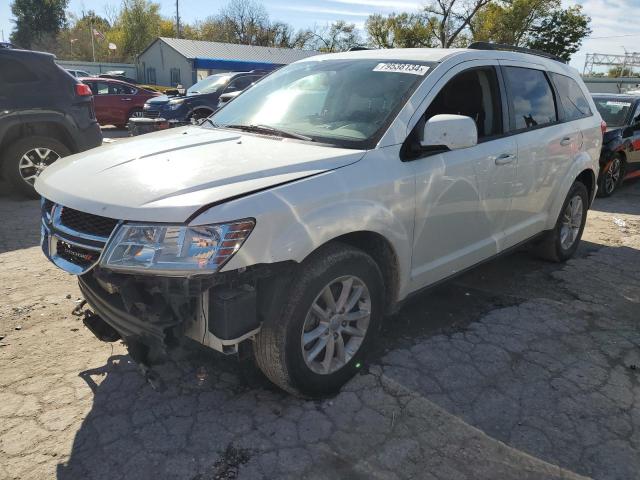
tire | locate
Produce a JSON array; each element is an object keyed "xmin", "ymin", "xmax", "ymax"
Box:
[
  {"xmin": 2, "ymin": 135, "xmax": 70, "ymax": 199},
  {"xmin": 597, "ymin": 154, "xmax": 624, "ymax": 197},
  {"xmin": 535, "ymin": 181, "xmax": 589, "ymax": 262},
  {"xmin": 253, "ymin": 242, "xmax": 384, "ymax": 397}
]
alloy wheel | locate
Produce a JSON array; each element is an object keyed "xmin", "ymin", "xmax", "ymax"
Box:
[
  {"xmin": 301, "ymin": 275, "xmax": 371, "ymax": 375},
  {"xmin": 604, "ymin": 157, "xmax": 621, "ymax": 194},
  {"xmin": 18, "ymin": 148, "xmax": 60, "ymax": 185},
  {"xmin": 559, "ymin": 195, "xmax": 584, "ymax": 250}
]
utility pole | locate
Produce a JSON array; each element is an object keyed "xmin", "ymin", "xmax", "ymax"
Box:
[
  {"xmin": 90, "ymin": 18, "xmax": 96, "ymax": 62},
  {"xmin": 176, "ymin": 0, "xmax": 181, "ymax": 38}
]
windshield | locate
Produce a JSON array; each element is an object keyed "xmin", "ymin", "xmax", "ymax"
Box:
[
  {"xmin": 594, "ymin": 97, "xmax": 633, "ymax": 128},
  {"xmin": 188, "ymin": 74, "xmax": 232, "ymax": 95},
  {"xmin": 208, "ymin": 59, "xmax": 433, "ymax": 148}
]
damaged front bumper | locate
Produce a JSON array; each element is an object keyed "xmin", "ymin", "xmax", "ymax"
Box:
[{"xmin": 78, "ymin": 263, "xmax": 293, "ymax": 365}]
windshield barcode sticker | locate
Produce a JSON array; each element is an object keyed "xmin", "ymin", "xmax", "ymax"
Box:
[
  {"xmin": 373, "ymin": 63, "xmax": 429, "ymax": 75},
  {"xmin": 606, "ymin": 101, "xmax": 631, "ymax": 107}
]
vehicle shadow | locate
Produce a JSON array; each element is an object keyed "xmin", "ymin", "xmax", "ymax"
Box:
[
  {"xmin": 55, "ymin": 243, "xmax": 612, "ymax": 479},
  {"xmin": 591, "ymin": 177, "xmax": 640, "ymax": 216},
  {"xmin": 0, "ymin": 182, "xmax": 41, "ymax": 254}
]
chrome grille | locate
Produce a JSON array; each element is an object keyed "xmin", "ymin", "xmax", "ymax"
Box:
[
  {"xmin": 40, "ymin": 198, "xmax": 120, "ymax": 275},
  {"xmin": 143, "ymin": 110, "xmax": 160, "ymax": 118}
]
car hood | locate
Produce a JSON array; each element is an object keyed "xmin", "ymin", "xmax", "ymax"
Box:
[
  {"xmin": 35, "ymin": 126, "xmax": 365, "ymax": 223},
  {"xmin": 146, "ymin": 95, "xmax": 171, "ymax": 105}
]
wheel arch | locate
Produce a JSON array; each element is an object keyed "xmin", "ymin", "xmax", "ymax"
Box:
[
  {"xmin": 317, "ymin": 231, "xmax": 401, "ymax": 315},
  {"xmin": 576, "ymin": 168, "xmax": 596, "ymax": 206},
  {"xmin": 189, "ymin": 107, "xmax": 214, "ymax": 119},
  {"xmin": 546, "ymin": 152, "xmax": 598, "ymax": 230}
]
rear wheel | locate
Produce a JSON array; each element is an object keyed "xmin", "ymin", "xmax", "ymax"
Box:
[
  {"xmin": 597, "ymin": 154, "xmax": 624, "ymax": 197},
  {"xmin": 535, "ymin": 181, "xmax": 588, "ymax": 262},
  {"xmin": 2, "ymin": 136, "xmax": 70, "ymax": 198},
  {"xmin": 253, "ymin": 243, "xmax": 384, "ymax": 397},
  {"xmin": 121, "ymin": 108, "xmax": 144, "ymax": 129}
]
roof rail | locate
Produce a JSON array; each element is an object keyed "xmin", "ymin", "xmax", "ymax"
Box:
[
  {"xmin": 467, "ymin": 42, "xmax": 566, "ymax": 64},
  {"xmin": 348, "ymin": 46, "xmax": 371, "ymax": 51}
]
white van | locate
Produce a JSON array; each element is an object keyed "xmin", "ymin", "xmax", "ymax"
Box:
[{"xmin": 37, "ymin": 44, "xmax": 602, "ymax": 396}]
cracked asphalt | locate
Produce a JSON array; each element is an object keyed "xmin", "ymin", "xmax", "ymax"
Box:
[{"xmin": 0, "ymin": 173, "xmax": 639, "ymax": 480}]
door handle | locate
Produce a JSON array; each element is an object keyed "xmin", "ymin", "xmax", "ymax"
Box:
[
  {"xmin": 494, "ymin": 153, "xmax": 515, "ymax": 165},
  {"xmin": 121, "ymin": 98, "xmax": 132, "ymax": 101},
  {"xmin": 560, "ymin": 137, "xmax": 572, "ymax": 146}
]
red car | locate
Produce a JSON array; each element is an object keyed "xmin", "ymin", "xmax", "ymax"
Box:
[{"xmin": 80, "ymin": 77, "xmax": 160, "ymax": 128}]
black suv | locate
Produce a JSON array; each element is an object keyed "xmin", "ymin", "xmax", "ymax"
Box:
[
  {"xmin": 0, "ymin": 48, "xmax": 102, "ymax": 197},
  {"xmin": 593, "ymin": 94, "xmax": 640, "ymax": 197},
  {"xmin": 142, "ymin": 70, "xmax": 266, "ymax": 123}
]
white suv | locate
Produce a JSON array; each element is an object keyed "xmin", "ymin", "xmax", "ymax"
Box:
[{"xmin": 36, "ymin": 45, "xmax": 602, "ymax": 396}]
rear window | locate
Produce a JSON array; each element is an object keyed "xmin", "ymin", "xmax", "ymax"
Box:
[
  {"xmin": 0, "ymin": 58, "xmax": 39, "ymax": 83},
  {"xmin": 504, "ymin": 66, "xmax": 557, "ymax": 130},
  {"xmin": 593, "ymin": 97, "xmax": 633, "ymax": 128},
  {"xmin": 551, "ymin": 73, "xmax": 592, "ymax": 121}
]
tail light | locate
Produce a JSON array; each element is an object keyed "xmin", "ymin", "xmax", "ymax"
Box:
[
  {"xmin": 600, "ymin": 120, "xmax": 607, "ymax": 135},
  {"xmin": 75, "ymin": 83, "xmax": 92, "ymax": 96}
]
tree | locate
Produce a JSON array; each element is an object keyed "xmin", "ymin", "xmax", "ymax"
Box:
[
  {"xmin": 527, "ymin": 5, "xmax": 591, "ymax": 61},
  {"xmin": 310, "ymin": 21, "xmax": 362, "ymax": 52},
  {"xmin": 366, "ymin": 13, "xmax": 436, "ymax": 48},
  {"xmin": 217, "ymin": 0, "xmax": 270, "ymax": 44},
  {"xmin": 470, "ymin": 0, "xmax": 558, "ymax": 46},
  {"xmin": 10, "ymin": 0, "xmax": 68, "ymax": 49},
  {"xmin": 424, "ymin": 0, "xmax": 493, "ymax": 48},
  {"xmin": 118, "ymin": 0, "xmax": 163, "ymax": 58},
  {"xmin": 607, "ymin": 67, "xmax": 639, "ymax": 78}
]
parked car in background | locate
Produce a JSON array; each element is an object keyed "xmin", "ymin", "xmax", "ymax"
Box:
[
  {"xmin": 37, "ymin": 45, "xmax": 602, "ymax": 397},
  {"xmin": 142, "ymin": 71, "xmax": 267, "ymax": 122},
  {"xmin": 592, "ymin": 94, "xmax": 640, "ymax": 196},
  {"xmin": 66, "ymin": 69, "xmax": 91, "ymax": 78},
  {"xmin": 216, "ymin": 90, "xmax": 244, "ymax": 110},
  {"xmin": 0, "ymin": 48, "xmax": 101, "ymax": 197},
  {"xmin": 97, "ymin": 73, "xmax": 178, "ymax": 94},
  {"xmin": 80, "ymin": 77, "xmax": 160, "ymax": 129}
]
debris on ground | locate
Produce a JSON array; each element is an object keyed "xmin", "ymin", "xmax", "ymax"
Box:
[
  {"xmin": 613, "ymin": 217, "xmax": 627, "ymax": 229},
  {"xmin": 192, "ymin": 444, "xmax": 251, "ymax": 480},
  {"xmin": 14, "ymin": 325, "xmax": 21, "ymax": 331}
]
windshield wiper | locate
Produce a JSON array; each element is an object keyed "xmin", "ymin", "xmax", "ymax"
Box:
[{"xmin": 222, "ymin": 124, "xmax": 314, "ymax": 142}]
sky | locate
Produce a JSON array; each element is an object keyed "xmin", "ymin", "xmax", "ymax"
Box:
[{"xmin": 1, "ymin": 0, "xmax": 640, "ymax": 71}]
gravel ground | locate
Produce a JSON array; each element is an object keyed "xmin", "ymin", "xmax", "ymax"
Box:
[{"xmin": 0, "ymin": 163, "xmax": 639, "ymax": 480}]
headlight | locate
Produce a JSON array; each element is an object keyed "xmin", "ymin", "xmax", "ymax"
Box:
[
  {"xmin": 101, "ymin": 220, "xmax": 255, "ymax": 275},
  {"xmin": 168, "ymin": 99, "xmax": 185, "ymax": 110}
]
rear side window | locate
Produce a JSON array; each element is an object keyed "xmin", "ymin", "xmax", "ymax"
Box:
[
  {"xmin": 504, "ymin": 67, "xmax": 557, "ymax": 130},
  {"xmin": 551, "ymin": 73, "xmax": 592, "ymax": 120},
  {"xmin": 0, "ymin": 58, "xmax": 39, "ymax": 83},
  {"xmin": 109, "ymin": 83, "xmax": 135, "ymax": 95}
]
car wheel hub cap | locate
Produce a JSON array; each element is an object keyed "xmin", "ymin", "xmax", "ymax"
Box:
[
  {"xmin": 18, "ymin": 148, "xmax": 60, "ymax": 185},
  {"xmin": 301, "ymin": 275, "xmax": 371, "ymax": 375},
  {"xmin": 559, "ymin": 195, "xmax": 583, "ymax": 250}
]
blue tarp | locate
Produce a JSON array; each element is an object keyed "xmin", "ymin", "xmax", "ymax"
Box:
[{"xmin": 193, "ymin": 58, "xmax": 283, "ymax": 71}]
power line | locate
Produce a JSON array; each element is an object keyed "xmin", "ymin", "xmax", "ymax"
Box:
[{"xmin": 586, "ymin": 33, "xmax": 640, "ymax": 40}]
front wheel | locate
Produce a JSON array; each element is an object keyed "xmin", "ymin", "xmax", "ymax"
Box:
[
  {"xmin": 597, "ymin": 154, "xmax": 624, "ymax": 197},
  {"xmin": 253, "ymin": 243, "xmax": 384, "ymax": 397},
  {"xmin": 535, "ymin": 181, "xmax": 589, "ymax": 262}
]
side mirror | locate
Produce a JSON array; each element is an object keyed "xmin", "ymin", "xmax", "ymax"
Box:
[{"xmin": 421, "ymin": 114, "xmax": 478, "ymax": 151}]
